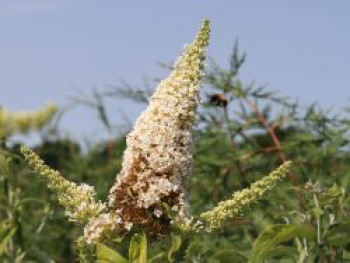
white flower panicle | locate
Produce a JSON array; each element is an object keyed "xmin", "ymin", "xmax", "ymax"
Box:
[
  {"xmin": 108, "ymin": 20, "xmax": 210, "ymax": 235},
  {"xmin": 21, "ymin": 146, "xmax": 106, "ymax": 224}
]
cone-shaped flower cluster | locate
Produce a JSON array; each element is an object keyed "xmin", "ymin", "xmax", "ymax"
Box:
[
  {"xmin": 0, "ymin": 103, "xmax": 57, "ymax": 138},
  {"xmin": 107, "ymin": 20, "xmax": 210, "ymax": 235}
]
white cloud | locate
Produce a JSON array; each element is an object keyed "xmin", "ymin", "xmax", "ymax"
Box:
[{"xmin": 0, "ymin": 0, "xmax": 70, "ymax": 18}]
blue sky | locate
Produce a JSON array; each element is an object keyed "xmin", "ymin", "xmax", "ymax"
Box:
[{"xmin": 1, "ymin": 1, "xmax": 349, "ymax": 143}]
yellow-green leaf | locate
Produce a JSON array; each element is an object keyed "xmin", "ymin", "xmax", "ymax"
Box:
[
  {"xmin": 250, "ymin": 224, "xmax": 315, "ymax": 263},
  {"xmin": 96, "ymin": 242, "xmax": 128, "ymax": 263},
  {"xmin": 0, "ymin": 227, "xmax": 17, "ymax": 256},
  {"xmin": 129, "ymin": 233, "xmax": 147, "ymax": 263},
  {"xmin": 168, "ymin": 233, "xmax": 182, "ymax": 262}
]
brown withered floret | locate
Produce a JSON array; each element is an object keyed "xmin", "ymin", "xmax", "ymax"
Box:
[{"xmin": 113, "ymin": 170, "xmax": 181, "ymax": 236}]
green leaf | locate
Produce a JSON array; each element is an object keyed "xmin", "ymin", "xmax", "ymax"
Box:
[
  {"xmin": 0, "ymin": 227, "xmax": 17, "ymax": 256},
  {"xmin": 95, "ymin": 242, "xmax": 128, "ymax": 263},
  {"xmin": 250, "ymin": 224, "xmax": 315, "ymax": 263},
  {"xmin": 263, "ymin": 246, "xmax": 296, "ymax": 260},
  {"xmin": 325, "ymin": 221, "xmax": 350, "ymax": 247},
  {"xmin": 343, "ymin": 249, "xmax": 350, "ymax": 260},
  {"xmin": 168, "ymin": 233, "xmax": 182, "ymax": 262},
  {"xmin": 209, "ymin": 249, "xmax": 247, "ymax": 263},
  {"xmin": 129, "ymin": 233, "xmax": 147, "ymax": 263},
  {"xmin": 139, "ymin": 233, "xmax": 148, "ymax": 263}
]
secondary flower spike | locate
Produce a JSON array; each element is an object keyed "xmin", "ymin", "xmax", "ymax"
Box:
[
  {"xmin": 108, "ymin": 20, "xmax": 210, "ymax": 235},
  {"xmin": 21, "ymin": 146, "xmax": 106, "ymax": 224},
  {"xmin": 200, "ymin": 161, "xmax": 292, "ymax": 229}
]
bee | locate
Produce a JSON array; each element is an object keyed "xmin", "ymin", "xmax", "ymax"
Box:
[{"xmin": 209, "ymin": 93, "xmax": 228, "ymax": 107}]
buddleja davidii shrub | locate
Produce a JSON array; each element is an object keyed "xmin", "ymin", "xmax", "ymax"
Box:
[{"xmin": 20, "ymin": 20, "xmax": 293, "ymax": 262}]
